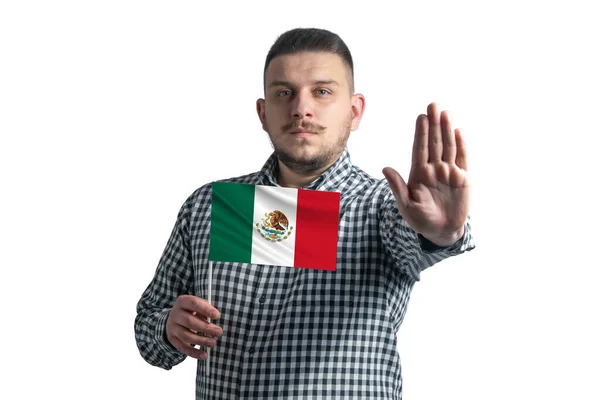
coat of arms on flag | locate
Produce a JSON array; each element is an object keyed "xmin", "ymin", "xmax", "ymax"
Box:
[
  {"xmin": 257, "ymin": 210, "xmax": 294, "ymax": 242},
  {"xmin": 208, "ymin": 182, "xmax": 341, "ymax": 271}
]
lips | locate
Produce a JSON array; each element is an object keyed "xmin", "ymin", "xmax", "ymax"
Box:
[
  {"xmin": 290, "ymin": 129, "xmax": 316, "ymax": 135},
  {"xmin": 290, "ymin": 130, "xmax": 316, "ymax": 138}
]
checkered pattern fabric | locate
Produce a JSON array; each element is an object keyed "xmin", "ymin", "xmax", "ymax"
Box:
[{"xmin": 135, "ymin": 148, "xmax": 475, "ymax": 399}]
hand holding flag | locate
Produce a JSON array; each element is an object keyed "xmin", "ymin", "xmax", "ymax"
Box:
[{"xmin": 164, "ymin": 295, "xmax": 223, "ymax": 360}]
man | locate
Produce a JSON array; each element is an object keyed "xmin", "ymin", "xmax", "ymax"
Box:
[{"xmin": 135, "ymin": 27, "xmax": 475, "ymax": 399}]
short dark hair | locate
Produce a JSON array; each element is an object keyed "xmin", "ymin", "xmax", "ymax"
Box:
[{"xmin": 263, "ymin": 28, "xmax": 354, "ymax": 92}]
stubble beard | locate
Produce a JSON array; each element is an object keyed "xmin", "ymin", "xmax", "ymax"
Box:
[{"xmin": 268, "ymin": 113, "xmax": 352, "ymax": 175}]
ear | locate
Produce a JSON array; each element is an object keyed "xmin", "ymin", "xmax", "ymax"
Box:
[
  {"xmin": 256, "ymin": 98, "xmax": 267, "ymax": 131},
  {"xmin": 350, "ymin": 93, "xmax": 366, "ymax": 131}
]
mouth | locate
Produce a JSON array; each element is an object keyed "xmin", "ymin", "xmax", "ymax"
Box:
[{"xmin": 290, "ymin": 129, "xmax": 317, "ymax": 138}]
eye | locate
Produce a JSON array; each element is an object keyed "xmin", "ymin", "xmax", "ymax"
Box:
[
  {"xmin": 277, "ymin": 90, "xmax": 293, "ymax": 97},
  {"xmin": 315, "ymin": 89, "xmax": 331, "ymax": 96}
]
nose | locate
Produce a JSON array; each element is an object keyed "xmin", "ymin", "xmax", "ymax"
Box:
[{"xmin": 290, "ymin": 90, "xmax": 314, "ymax": 119}]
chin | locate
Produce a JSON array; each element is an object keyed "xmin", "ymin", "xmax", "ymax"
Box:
[
  {"xmin": 284, "ymin": 146, "xmax": 319, "ymax": 161},
  {"xmin": 275, "ymin": 147, "xmax": 333, "ymax": 174}
]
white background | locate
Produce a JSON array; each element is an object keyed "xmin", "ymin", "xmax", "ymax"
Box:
[{"xmin": 1, "ymin": 1, "xmax": 599, "ymax": 399}]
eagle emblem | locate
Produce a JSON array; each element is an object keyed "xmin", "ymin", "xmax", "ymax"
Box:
[{"xmin": 256, "ymin": 210, "xmax": 294, "ymax": 242}]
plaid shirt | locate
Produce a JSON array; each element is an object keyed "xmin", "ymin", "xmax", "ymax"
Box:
[{"xmin": 135, "ymin": 148, "xmax": 475, "ymax": 399}]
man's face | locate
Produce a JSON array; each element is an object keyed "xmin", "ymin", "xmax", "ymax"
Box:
[{"xmin": 257, "ymin": 52, "xmax": 365, "ymax": 174}]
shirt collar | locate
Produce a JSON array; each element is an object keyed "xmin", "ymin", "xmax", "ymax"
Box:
[{"xmin": 259, "ymin": 147, "xmax": 353, "ymax": 192}]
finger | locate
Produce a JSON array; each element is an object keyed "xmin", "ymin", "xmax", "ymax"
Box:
[
  {"xmin": 179, "ymin": 312, "xmax": 223, "ymax": 338},
  {"xmin": 412, "ymin": 114, "xmax": 428, "ymax": 168},
  {"xmin": 427, "ymin": 103, "xmax": 443, "ymax": 162},
  {"xmin": 455, "ymin": 128, "xmax": 468, "ymax": 170},
  {"xmin": 440, "ymin": 110, "xmax": 456, "ymax": 163},
  {"xmin": 178, "ymin": 328, "xmax": 218, "ymax": 349},
  {"xmin": 177, "ymin": 295, "xmax": 220, "ymax": 320},
  {"xmin": 382, "ymin": 167, "xmax": 409, "ymax": 214},
  {"xmin": 170, "ymin": 335, "xmax": 209, "ymax": 360}
]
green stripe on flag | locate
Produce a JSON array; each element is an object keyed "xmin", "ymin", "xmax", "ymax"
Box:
[{"xmin": 209, "ymin": 182, "xmax": 255, "ymax": 263}]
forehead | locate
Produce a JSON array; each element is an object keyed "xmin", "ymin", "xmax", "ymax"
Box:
[{"xmin": 265, "ymin": 52, "xmax": 349, "ymax": 86}]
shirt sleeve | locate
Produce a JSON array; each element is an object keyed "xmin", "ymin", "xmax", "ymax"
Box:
[
  {"xmin": 134, "ymin": 198, "xmax": 195, "ymax": 369},
  {"xmin": 378, "ymin": 189, "xmax": 475, "ymax": 281}
]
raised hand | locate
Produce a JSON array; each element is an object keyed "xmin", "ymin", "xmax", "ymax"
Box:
[{"xmin": 382, "ymin": 103, "xmax": 470, "ymax": 247}]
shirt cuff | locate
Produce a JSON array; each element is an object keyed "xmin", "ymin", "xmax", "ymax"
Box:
[{"xmin": 417, "ymin": 232, "xmax": 464, "ymax": 253}]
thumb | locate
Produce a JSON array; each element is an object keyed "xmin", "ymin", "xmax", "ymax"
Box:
[{"xmin": 382, "ymin": 167, "xmax": 410, "ymax": 214}]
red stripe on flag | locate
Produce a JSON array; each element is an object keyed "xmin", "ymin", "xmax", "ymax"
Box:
[{"xmin": 294, "ymin": 189, "xmax": 340, "ymax": 271}]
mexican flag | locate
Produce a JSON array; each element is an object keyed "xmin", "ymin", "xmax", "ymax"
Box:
[{"xmin": 208, "ymin": 182, "xmax": 340, "ymax": 271}]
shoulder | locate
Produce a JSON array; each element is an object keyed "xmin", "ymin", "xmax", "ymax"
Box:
[
  {"xmin": 344, "ymin": 165, "xmax": 393, "ymax": 202},
  {"xmin": 182, "ymin": 171, "xmax": 264, "ymax": 211}
]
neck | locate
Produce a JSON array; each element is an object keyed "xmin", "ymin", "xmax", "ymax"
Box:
[{"xmin": 276, "ymin": 160, "xmax": 333, "ymax": 188}]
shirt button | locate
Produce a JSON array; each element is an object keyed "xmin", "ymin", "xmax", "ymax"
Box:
[
  {"xmin": 248, "ymin": 347, "xmax": 255, "ymax": 355},
  {"xmin": 259, "ymin": 295, "xmax": 266, "ymax": 304}
]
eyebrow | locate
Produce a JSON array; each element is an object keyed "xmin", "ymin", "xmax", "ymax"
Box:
[{"xmin": 268, "ymin": 79, "xmax": 340, "ymax": 89}]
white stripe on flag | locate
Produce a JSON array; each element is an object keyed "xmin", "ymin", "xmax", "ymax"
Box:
[{"xmin": 251, "ymin": 186, "xmax": 298, "ymax": 267}]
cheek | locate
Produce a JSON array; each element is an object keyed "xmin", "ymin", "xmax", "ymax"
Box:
[
  {"xmin": 265, "ymin": 104, "xmax": 286, "ymax": 122},
  {"xmin": 325, "ymin": 107, "xmax": 348, "ymax": 125},
  {"xmin": 263, "ymin": 109, "xmax": 285, "ymax": 132},
  {"xmin": 326, "ymin": 101, "xmax": 350, "ymax": 117}
]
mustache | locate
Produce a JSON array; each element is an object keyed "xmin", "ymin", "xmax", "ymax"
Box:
[{"xmin": 281, "ymin": 120, "xmax": 326, "ymax": 134}]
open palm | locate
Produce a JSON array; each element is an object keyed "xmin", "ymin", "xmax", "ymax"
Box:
[{"xmin": 383, "ymin": 103, "xmax": 470, "ymax": 245}]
